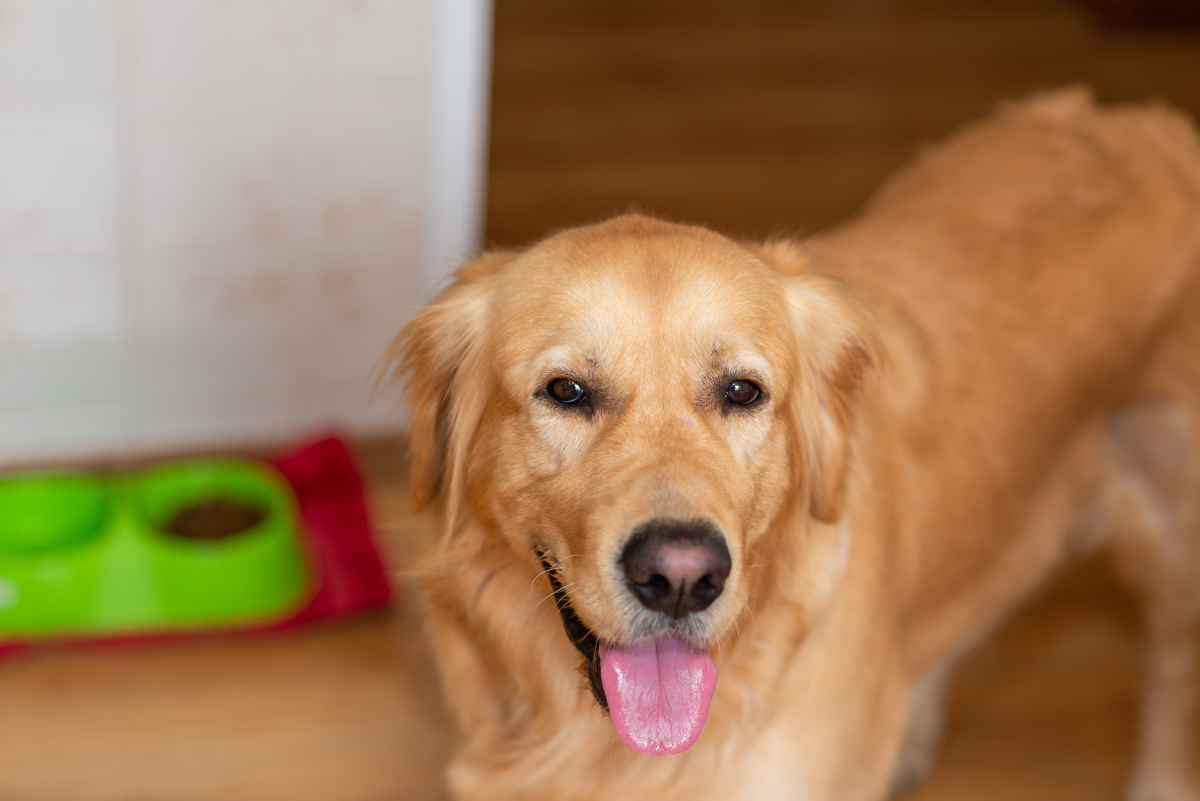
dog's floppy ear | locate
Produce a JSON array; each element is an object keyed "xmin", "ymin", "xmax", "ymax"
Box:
[
  {"xmin": 384, "ymin": 251, "xmax": 515, "ymax": 516},
  {"xmin": 753, "ymin": 241, "xmax": 878, "ymax": 524}
]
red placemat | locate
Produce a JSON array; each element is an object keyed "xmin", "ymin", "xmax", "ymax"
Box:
[{"xmin": 266, "ymin": 435, "xmax": 394, "ymax": 628}]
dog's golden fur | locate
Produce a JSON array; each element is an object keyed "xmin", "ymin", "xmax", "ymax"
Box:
[{"xmin": 390, "ymin": 90, "xmax": 1200, "ymax": 800}]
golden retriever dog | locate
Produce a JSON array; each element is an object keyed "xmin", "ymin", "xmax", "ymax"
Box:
[{"xmin": 388, "ymin": 89, "xmax": 1200, "ymax": 800}]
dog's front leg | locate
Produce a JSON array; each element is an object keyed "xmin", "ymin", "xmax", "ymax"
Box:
[
  {"xmin": 1127, "ymin": 600, "xmax": 1200, "ymax": 801},
  {"xmin": 889, "ymin": 660, "xmax": 955, "ymax": 796},
  {"xmin": 1107, "ymin": 401, "xmax": 1200, "ymax": 801}
]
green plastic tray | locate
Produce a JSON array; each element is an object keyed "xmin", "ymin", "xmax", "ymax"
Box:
[{"xmin": 0, "ymin": 459, "xmax": 311, "ymax": 638}]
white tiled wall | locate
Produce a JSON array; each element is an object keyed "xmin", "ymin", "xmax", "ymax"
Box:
[{"xmin": 0, "ymin": 0, "xmax": 491, "ymax": 465}]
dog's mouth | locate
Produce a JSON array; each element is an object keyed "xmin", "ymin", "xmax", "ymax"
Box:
[
  {"xmin": 538, "ymin": 552, "xmax": 608, "ymax": 710},
  {"xmin": 538, "ymin": 553, "xmax": 718, "ymax": 756}
]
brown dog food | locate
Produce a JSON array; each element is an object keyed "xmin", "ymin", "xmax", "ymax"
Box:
[{"xmin": 162, "ymin": 498, "xmax": 265, "ymax": 540}]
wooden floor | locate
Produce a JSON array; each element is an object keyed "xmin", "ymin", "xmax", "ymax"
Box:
[{"xmin": 4, "ymin": 1, "xmax": 1200, "ymax": 798}]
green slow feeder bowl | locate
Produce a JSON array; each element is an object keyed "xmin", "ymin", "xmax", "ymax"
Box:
[{"xmin": 0, "ymin": 460, "xmax": 310, "ymax": 638}]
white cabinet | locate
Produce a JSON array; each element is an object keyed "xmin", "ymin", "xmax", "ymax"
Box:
[{"xmin": 0, "ymin": 0, "xmax": 492, "ymax": 463}]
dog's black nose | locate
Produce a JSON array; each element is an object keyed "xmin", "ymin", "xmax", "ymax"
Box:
[{"xmin": 620, "ymin": 520, "xmax": 732, "ymax": 619}]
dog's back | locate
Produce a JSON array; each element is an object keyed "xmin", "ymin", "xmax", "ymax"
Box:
[{"xmin": 801, "ymin": 89, "xmax": 1200, "ymax": 799}]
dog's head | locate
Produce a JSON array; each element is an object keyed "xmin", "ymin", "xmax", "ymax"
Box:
[{"xmin": 390, "ymin": 214, "xmax": 873, "ymax": 755}]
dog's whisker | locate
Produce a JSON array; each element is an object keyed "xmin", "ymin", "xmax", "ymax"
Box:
[
  {"xmin": 521, "ymin": 582, "xmax": 584, "ymax": 632},
  {"xmin": 528, "ymin": 553, "xmax": 580, "ymax": 592},
  {"xmin": 530, "ymin": 588, "xmax": 561, "ymax": 611},
  {"xmin": 549, "ymin": 555, "xmax": 579, "ymax": 574},
  {"xmin": 532, "ymin": 581, "xmax": 579, "ymax": 612},
  {"xmin": 529, "ymin": 567, "xmax": 553, "ymax": 592}
]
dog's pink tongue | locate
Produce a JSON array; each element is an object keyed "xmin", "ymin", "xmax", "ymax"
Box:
[{"xmin": 599, "ymin": 633, "xmax": 717, "ymax": 756}]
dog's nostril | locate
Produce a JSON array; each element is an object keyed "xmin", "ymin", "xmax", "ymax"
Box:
[
  {"xmin": 620, "ymin": 519, "xmax": 732, "ymax": 619},
  {"xmin": 646, "ymin": 574, "xmax": 671, "ymax": 595}
]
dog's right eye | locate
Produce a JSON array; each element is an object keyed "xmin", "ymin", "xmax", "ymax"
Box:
[{"xmin": 548, "ymin": 378, "xmax": 586, "ymax": 404}]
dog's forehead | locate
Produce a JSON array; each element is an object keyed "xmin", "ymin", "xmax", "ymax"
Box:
[{"xmin": 494, "ymin": 221, "xmax": 790, "ymax": 359}]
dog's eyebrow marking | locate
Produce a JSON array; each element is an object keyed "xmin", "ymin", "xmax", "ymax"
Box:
[{"xmin": 707, "ymin": 341, "xmax": 773, "ymax": 387}]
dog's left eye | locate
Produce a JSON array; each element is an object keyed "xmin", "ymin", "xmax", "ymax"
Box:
[
  {"xmin": 725, "ymin": 379, "xmax": 761, "ymax": 406},
  {"xmin": 548, "ymin": 377, "xmax": 586, "ymax": 404}
]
